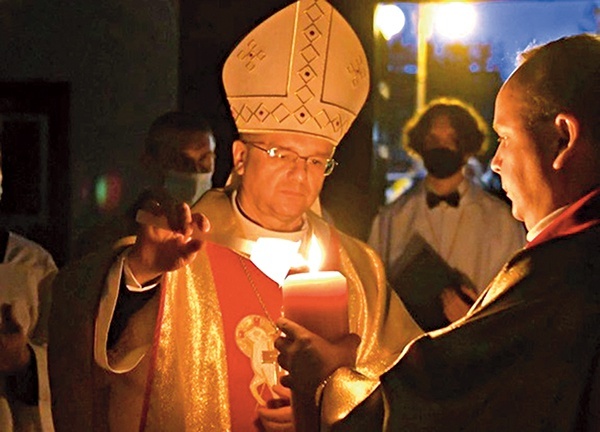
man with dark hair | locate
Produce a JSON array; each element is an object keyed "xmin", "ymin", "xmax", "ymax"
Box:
[
  {"xmin": 369, "ymin": 97, "xmax": 524, "ymax": 330},
  {"xmin": 141, "ymin": 111, "xmax": 215, "ymax": 203},
  {"xmin": 277, "ymin": 33, "xmax": 600, "ymax": 432}
]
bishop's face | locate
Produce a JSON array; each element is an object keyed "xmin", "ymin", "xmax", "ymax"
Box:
[{"xmin": 233, "ymin": 132, "xmax": 335, "ymax": 232}]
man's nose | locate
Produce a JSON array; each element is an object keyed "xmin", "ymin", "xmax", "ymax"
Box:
[
  {"xmin": 490, "ymin": 151, "xmax": 501, "ymax": 174},
  {"xmin": 288, "ymin": 156, "xmax": 309, "ymax": 177}
]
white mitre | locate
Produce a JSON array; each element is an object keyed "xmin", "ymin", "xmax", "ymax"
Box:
[{"xmin": 222, "ymin": 0, "xmax": 370, "ymax": 146}]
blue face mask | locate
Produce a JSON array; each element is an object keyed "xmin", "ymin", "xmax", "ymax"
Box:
[{"xmin": 163, "ymin": 170, "xmax": 213, "ymax": 205}]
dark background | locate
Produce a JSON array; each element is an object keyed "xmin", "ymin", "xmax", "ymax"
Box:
[
  {"xmin": 0, "ymin": 0, "xmax": 380, "ymax": 266},
  {"xmin": 0, "ymin": 0, "xmax": 594, "ymax": 265}
]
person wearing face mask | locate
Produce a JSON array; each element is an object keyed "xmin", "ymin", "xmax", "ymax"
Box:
[
  {"xmin": 72, "ymin": 111, "xmax": 216, "ymax": 260},
  {"xmin": 141, "ymin": 111, "xmax": 216, "ymax": 205},
  {"xmin": 369, "ymin": 97, "xmax": 525, "ymax": 331}
]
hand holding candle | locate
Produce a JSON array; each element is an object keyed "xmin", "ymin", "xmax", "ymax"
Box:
[
  {"xmin": 281, "ymin": 271, "xmax": 348, "ymax": 342},
  {"xmin": 281, "ymin": 237, "xmax": 349, "ymax": 342}
]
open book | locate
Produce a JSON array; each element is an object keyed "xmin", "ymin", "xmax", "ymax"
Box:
[{"xmin": 388, "ymin": 234, "xmax": 473, "ymax": 331}]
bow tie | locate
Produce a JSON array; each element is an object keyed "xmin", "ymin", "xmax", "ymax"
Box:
[{"xmin": 426, "ymin": 191, "xmax": 460, "ymax": 208}]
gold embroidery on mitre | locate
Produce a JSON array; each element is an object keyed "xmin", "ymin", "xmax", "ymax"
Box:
[
  {"xmin": 222, "ymin": 0, "xmax": 370, "ymax": 146},
  {"xmin": 237, "ymin": 39, "xmax": 266, "ymax": 71}
]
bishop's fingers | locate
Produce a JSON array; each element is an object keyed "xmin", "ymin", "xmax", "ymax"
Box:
[{"xmin": 136, "ymin": 209, "xmax": 210, "ymax": 242}]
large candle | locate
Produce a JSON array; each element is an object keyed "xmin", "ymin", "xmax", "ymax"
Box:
[{"xmin": 281, "ymin": 271, "xmax": 349, "ymax": 342}]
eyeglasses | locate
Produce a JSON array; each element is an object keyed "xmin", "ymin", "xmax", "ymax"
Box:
[{"xmin": 244, "ymin": 141, "xmax": 338, "ymax": 176}]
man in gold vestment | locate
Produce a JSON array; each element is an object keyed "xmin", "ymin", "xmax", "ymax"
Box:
[{"xmin": 48, "ymin": 1, "xmax": 421, "ymax": 431}]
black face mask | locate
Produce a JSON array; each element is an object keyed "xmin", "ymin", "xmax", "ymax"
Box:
[{"xmin": 422, "ymin": 148, "xmax": 464, "ymax": 179}]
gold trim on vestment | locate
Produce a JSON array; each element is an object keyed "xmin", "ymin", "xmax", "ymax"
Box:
[
  {"xmin": 320, "ymin": 232, "xmax": 423, "ymax": 427},
  {"xmin": 144, "ymin": 252, "xmax": 231, "ymax": 431}
]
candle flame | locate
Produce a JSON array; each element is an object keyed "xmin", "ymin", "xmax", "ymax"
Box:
[{"xmin": 307, "ymin": 235, "xmax": 323, "ymax": 273}]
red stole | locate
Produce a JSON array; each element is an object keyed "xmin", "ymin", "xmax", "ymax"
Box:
[
  {"xmin": 208, "ymin": 242, "xmax": 281, "ymax": 431},
  {"xmin": 207, "ymin": 231, "xmax": 341, "ymax": 431},
  {"xmin": 527, "ymin": 187, "xmax": 600, "ymax": 249}
]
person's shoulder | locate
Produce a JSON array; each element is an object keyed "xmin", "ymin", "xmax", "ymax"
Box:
[
  {"xmin": 526, "ymin": 225, "xmax": 600, "ymax": 293},
  {"xmin": 72, "ymin": 213, "xmax": 135, "ymax": 261},
  {"xmin": 194, "ymin": 188, "xmax": 236, "ymax": 231},
  {"xmin": 5, "ymin": 231, "xmax": 57, "ymax": 270},
  {"xmin": 8, "ymin": 230, "xmax": 48, "ymax": 250},
  {"xmin": 378, "ymin": 178, "xmax": 425, "ymax": 216},
  {"xmin": 55, "ymin": 239, "xmax": 132, "ymax": 297},
  {"xmin": 542, "ymin": 221, "xmax": 600, "ymax": 251},
  {"xmin": 335, "ymin": 227, "xmax": 384, "ymax": 268},
  {"xmin": 194, "ymin": 187, "xmax": 230, "ymax": 211}
]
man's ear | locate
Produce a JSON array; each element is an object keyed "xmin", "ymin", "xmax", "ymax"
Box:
[
  {"xmin": 232, "ymin": 140, "xmax": 247, "ymax": 175},
  {"xmin": 552, "ymin": 113, "xmax": 580, "ymax": 170}
]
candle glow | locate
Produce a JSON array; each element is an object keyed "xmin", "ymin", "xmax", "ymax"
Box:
[
  {"xmin": 307, "ymin": 236, "xmax": 323, "ymax": 272},
  {"xmin": 281, "ymin": 236, "xmax": 349, "ymax": 342}
]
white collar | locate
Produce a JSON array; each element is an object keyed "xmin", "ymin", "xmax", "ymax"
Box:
[
  {"xmin": 526, "ymin": 206, "xmax": 568, "ymax": 243},
  {"xmin": 231, "ymin": 190, "xmax": 310, "ymax": 285}
]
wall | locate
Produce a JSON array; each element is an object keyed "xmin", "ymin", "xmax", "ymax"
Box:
[{"xmin": 0, "ymin": 0, "xmax": 179, "ymax": 263}]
